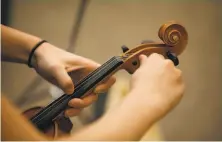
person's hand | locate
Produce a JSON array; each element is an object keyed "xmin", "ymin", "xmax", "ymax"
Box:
[
  {"xmin": 128, "ymin": 53, "xmax": 185, "ymax": 119},
  {"xmin": 31, "ymin": 42, "xmax": 115, "ymax": 117}
]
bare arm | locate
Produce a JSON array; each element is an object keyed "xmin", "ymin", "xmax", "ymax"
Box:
[
  {"xmin": 1, "ymin": 93, "xmax": 154, "ymax": 141},
  {"xmin": 1, "ymin": 24, "xmax": 41, "ymax": 64},
  {"xmin": 1, "ymin": 25, "xmax": 115, "ymax": 117},
  {"xmin": 65, "ymin": 93, "xmax": 159, "ymax": 141},
  {"xmin": 1, "ymin": 96, "xmax": 47, "ymax": 141}
]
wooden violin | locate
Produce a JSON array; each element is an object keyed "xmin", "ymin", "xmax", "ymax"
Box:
[{"xmin": 23, "ymin": 21, "xmax": 188, "ymax": 139}]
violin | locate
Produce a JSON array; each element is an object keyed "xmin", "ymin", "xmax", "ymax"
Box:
[{"xmin": 23, "ymin": 21, "xmax": 188, "ymax": 139}]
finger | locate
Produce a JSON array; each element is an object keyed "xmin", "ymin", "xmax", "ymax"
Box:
[
  {"xmin": 65, "ymin": 108, "xmax": 82, "ymax": 117},
  {"xmin": 175, "ymin": 68, "xmax": 183, "ymax": 82},
  {"xmin": 165, "ymin": 59, "xmax": 175, "ymax": 68},
  {"xmin": 94, "ymin": 77, "xmax": 116, "ymax": 94},
  {"xmin": 139, "ymin": 54, "xmax": 147, "ymax": 65},
  {"xmin": 68, "ymin": 98, "xmax": 85, "ymax": 108},
  {"xmin": 82, "ymin": 93, "xmax": 98, "ymax": 107},
  {"xmin": 53, "ymin": 67, "xmax": 74, "ymax": 94},
  {"xmin": 149, "ymin": 53, "xmax": 165, "ymax": 60},
  {"xmin": 68, "ymin": 94, "xmax": 98, "ymax": 108}
]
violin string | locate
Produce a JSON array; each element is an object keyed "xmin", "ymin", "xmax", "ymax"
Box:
[
  {"xmin": 73, "ymin": 58, "xmax": 120, "ymax": 95},
  {"xmin": 33, "ymin": 57, "xmax": 121, "ymax": 122},
  {"xmin": 73, "ymin": 56, "xmax": 118, "ymax": 89},
  {"xmin": 70, "ymin": 56, "xmax": 122, "ymax": 93},
  {"xmin": 32, "ymin": 56, "xmax": 123, "ymax": 121}
]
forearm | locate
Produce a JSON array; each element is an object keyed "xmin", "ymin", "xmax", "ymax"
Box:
[
  {"xmin": 1, "ymin": 96, "xmax": 47, "ymax": 141},
  {"xmin": 64, "ymin": 91, "xmax": 159, "ymax": 141},
  {"xmin": 1, "ymin": 24, "xmax": 41, "ymax": 64}
]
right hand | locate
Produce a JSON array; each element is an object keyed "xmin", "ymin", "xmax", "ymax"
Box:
[{"xmin": 129, "ymin": 53, "xmax": 185, "ymax": 119}]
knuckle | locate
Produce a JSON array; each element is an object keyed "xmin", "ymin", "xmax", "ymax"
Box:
[
  {"xmin": 176, "ymin": 69, "xmax": 182, "ymax": 77},
  {"xmin": 150, "ymin": 53, "xmax": 159, "ymax": 57},
  {"xmin": 177, "ymin": 79, "xmax": 185, "ymax": 96},
  {"xmin": 148, "ymin": 53, "xmax": 156, "ymax": 59},
  {"xmin": 174, "ymin": 69, "xmax": 183, "ymax": 80},
  {"xmin": 149, "ymin": 53, "xmax": 164, "ymax": 59},
  {"xmin": 178, "ymin": 84, "xmax": 185, "ymax": 97},
  {"xmin": 164, "ymin": 59, "xmax": 174, "ymax": 68},
  {"xmin": 64, "ymin": 79, "xmax": 73, "ymax": 87}
]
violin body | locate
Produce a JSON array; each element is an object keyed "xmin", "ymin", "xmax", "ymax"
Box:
[
  {"xmin": 23, "ymin": 21, "xmax": 188, "ymax": 138},
  {"xmin": 23, "ymin": 107, "xmax": 73, "ymax": 138}
]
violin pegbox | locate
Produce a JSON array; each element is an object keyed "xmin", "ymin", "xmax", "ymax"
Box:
[{"xmin": 120, "ymin": 21, "xmax": 188, "ymax": 74}]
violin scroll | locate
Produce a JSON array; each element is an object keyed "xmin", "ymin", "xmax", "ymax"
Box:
[
  {"xmin": 120, "ymin": 21, "xmax": 188, "ymax": 74},
  {"xmin": 158, "ymin": 21, "xmax": 188, "ymax": 55}
]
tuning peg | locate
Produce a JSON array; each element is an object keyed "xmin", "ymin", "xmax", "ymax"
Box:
[
  {"xmin": 121, "ymin": 45, "xmax": 129, "ymax": 53},
  {"xmin": 141, "ymin": 39, "xmax": 155, "ymax": 44},
  {"xmin": 166, "ymin": 51, "xmax": 179, "ymax": 66}
]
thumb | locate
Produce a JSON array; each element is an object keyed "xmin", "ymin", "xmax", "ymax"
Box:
[{"xmin": 53, "ymin": 67, "xmax": 74, "ymax": 94}]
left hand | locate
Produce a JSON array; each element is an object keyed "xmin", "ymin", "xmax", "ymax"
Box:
[{"xmin": 32, "ymin": 42, "xmax": 116, "ymax": 117}]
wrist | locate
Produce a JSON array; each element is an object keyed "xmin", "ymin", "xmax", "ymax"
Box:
[
  {"xmin": 27, "ymin": 40, "xmax": 47, "ymax": 68},
  {"xmin": 99, "ymin": 91, "xmax": 161, "ymax": 140},
  {"xmin": 19, "ymin": 34, "xmax": 42, "ymax": 66},
  {"xmin": 124, "ymin": 89, "xmax": 165, "ymax": 121},
  {"xmin": 24, "ymin": 36, "xmax": 42, "ymax": 53}
]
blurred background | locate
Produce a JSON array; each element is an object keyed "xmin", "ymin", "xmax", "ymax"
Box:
[{"xmin": 1, "ymin": 0, "xmax": 222, "ymax": 141}]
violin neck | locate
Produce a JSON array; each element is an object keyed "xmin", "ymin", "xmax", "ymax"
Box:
[{"xmin": 30, "ymin": 56, "xmax": 123, "ymax": 131}]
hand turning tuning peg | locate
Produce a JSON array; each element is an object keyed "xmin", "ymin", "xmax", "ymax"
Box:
[{"xmin": 166, "ymin": 51, "xmax": 179, "ymax": 66}]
